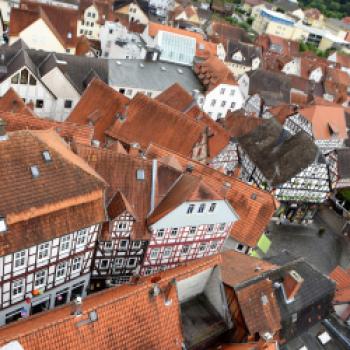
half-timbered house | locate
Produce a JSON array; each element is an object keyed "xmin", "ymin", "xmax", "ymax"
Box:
[
  {"xmin": 75, "ymin": 144, "xmax": 239, "ymax": 285},
  {"xmin": 0, "ymin": 125, "xmax": 106, "ymax": 325}
]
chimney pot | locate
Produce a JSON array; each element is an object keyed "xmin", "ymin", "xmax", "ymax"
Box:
[{"xmin": 283, "ymin": 270, "xmax": 304, "ymax": 302}]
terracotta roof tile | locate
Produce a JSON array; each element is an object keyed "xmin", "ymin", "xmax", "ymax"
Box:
[
  {"xmin": 195, "ymin": 56, "xmax": 237, "ymax": 91},
  {"xmin": 209, "ymin": 21, "xmax": 251, "ymax": 45},
  {"xmin": 221, "ymin": 250, "xmax": 278, "ymax": 287},
  {"xmin": 299, "ymin": 104, "xmax": 348, "ymax": 140},
  {"xmin": 156, "ymin": 83, "xmax": 230, "ymax": 159},
  {"xmin": 255, "ymin": 34, "xmax": 299, "ymax": 57},
  {"xmin": 0, "ymin": 255, "xmax": 221, "ymax": 350},
  {"xmin": 221, "ymin": 340, "xmax": 279, "ymax": 350},
  {"xmin": 236, "ymin": 279, "xmax": 281, "ymax": 335},
  {"xmin": 329, "ymin": 266, "xmax": 350, "ymax": 303},
  {"xmin": 11, "ymin": 2, "xmax": 78, "ymax": 48},
  {"xmin": 145, "ymin": 144, "xmax": 276, "ymax": 247},
  {"xmin": 0, "ymin": 110, "xmax": 93, "ymax": 145},
  {"xmin": 67, "ymin": 78, "xmax": 129, "ymax": 144},
  {"xmin": 268, "ymin": 104, "xmax": 298, "ymax": 124},
  {"xmin": 0, "ymin": 88, "xmax": 36, "ymax": 116},
  {"xmin": 224, "ymin": 112, "xmax": 264, "ymax": 137},
  {"xmin": 0, "ymin": 129, "xmax": 105, "ymax": 254},
  {"xmin": 105, "ymin": 93, "xmax": 206, "ymax": 158}
]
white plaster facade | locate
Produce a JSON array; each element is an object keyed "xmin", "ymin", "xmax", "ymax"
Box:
[{"xmin": 77, "ymin": 4, "xmax": 101, "ymax": 41}]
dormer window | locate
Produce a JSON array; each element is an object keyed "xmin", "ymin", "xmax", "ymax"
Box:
[
  {"xmin": 42, "ymin": 150, "xmax": 52, "ymax": 162},
  {"xmin": 30, "ymin": 165, "xmax": 40, "ymax": 178},
  {"xmin": 187, "ymin": 204, "xmax": 195, "ymax": 214},
  {"xmin": 0, "ymin": 217, "xmax": 7, "ymax": 232},
  {"xmin": 198, "ymin": 203, "xmax": 205, "ymax": 213},
  {"xmin": 209, "ymin": 203, "xmax": 216, "ymax": 212}
]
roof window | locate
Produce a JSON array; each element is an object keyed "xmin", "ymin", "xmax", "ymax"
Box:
[
  {"xmin": 30, "ymin": 165, "xmax": 40, "ymax": 178},
  {"xmin": 42, "ymin": 150, "xmax": 52, "ymax": 162},
  {"xmin": 317, "ymin": 331, "xmax": 331, "ymax": 345},
  {"xmin": 136, "ymin": 169, "xmax": 145, "ymax": 180},
  {"xmin": 0, "ymin": 217, "xmax": 7, "ymax": 233}
]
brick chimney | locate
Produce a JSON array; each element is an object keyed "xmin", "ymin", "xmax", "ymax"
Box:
[{"xmin": 283, "ymin": 270, "xmax": 304, "ymax": 302}]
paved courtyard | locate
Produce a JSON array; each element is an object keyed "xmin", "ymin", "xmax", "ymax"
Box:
[{"xmin": 264, "ymin": 206, "xmax": 350, "ymax": 274}]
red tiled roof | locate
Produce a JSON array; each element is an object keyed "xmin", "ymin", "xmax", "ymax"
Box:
[
  {"xmin": 224, "ymin": 112, "xmax": 264, "ymax": 137},
  {"xmin": 208, "ymin": 21, "xmax": 251, "ymax": 46},
  {"xmin": 67, "ymin": 78, "xmax": 129, "ymax": 144},
  {"xmin": 145, "ymin": 144, "xmax": 277, "ymax": 247},
  {"xmin": 0, "ymin": 255, "xmax": 220, "ymax": 350},
  {"xmin": 221, "ymin": 340, "xmax": 279, "ymax": 349},
  {"xmin": 0, "ymin": 111, "xmax": 94, "ymax": 145},
  {"xmin": 0, "ymin": 129, "xmax": 106, "ymax": 255},
  {"xmin": 194, "ymin": 56, "xmax": 237, "ymax": 92},
  {"xmin": 221, "ymin": 250, "xmax": 278, "ymax": 287},
  {"xmin": 11, "ymin": 2, "xmax": 78, "ymax": 48},
  {"xmin": 156, "ymin": 83, "xmax": 230, "ymax": 159},
  {"xmin": 0, "ymin": 88, "xmax": 36, "ymax": 116},
  {"xmin": 105, "ymin": 93, "xmax": 206, "ymax": 158},
  {"xmin": 268, "ymin": 104, "xmax": 298, "ymax": 124},
  {"xmin": 255, "ymin": 34, "xmax": 299, "ymax": 57},
  {"xmin": 330, "ymin": 266, "xmax": 350, "ymax": 303},
  {"xmin": 236, "ymin": 279, "xmax": 281, "ymax": 335}
]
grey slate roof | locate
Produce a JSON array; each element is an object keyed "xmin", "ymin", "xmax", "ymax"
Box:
[
  {"xmin": 226, "ymin": 39, "xmax": 261, "ymax": 66},
  {"xmin": 108, "ymin": 59, "xmax": 203, "ymax": 93},
  {"xmin": 238, "ymin": 118, "xmax": 319, "ymax": 186}
]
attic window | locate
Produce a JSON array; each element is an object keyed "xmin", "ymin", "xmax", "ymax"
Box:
[
  {"xmin": 30, "ymin": 165, "xmax": 40, "ymax": 178},
  {"xmin": 0, "ymin": 217, "xmax": 7, "ymax": 233},
  {"xmin": 136, "ymin": 169, "xmax": 145, "ymax": 180},
  {"xmin": 42, "ymin": 150, "xmax": 52, "ymax": 162}
]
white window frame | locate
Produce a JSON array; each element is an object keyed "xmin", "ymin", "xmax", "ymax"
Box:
[
  {"xmin": 187, "ymin": 204, "xmax": 195, "ymax": 214},
  {"xmin": 189, "ymin": 226, "xmax": 196, "ymax": 235},
  {"xmin": 199, "ymin": 243, "xmax": 207, "ymax": 252},
  {"xmin": 150, "ymin": 248, "xmax": 159, "ymax": 260},
  {"xmin": 72, "ymin": 256, "xmax": 82, "ymax": 272},
  {"xmin": 210, "ymin": 241, "xmax": 218, "ymax": 250},
  {"xmin": 181, "ymin": 245, "xmax": 190, "ymax": 255},
  {"xmin": 56, "ymin": 261, "xmax": 67, "ymax": 279},
  {"xmin": 119, "ymin": 240, "xmax": 128, "ymax": 250},
  {"xmin": 12, "ymin": 279, "xmax": 24, "ymax": 297},
  {"xmin": 60, "ymin": 235, "xmax": 71, "ymax": 253},
  {"xmin": 170, "ymin": 228, "xmax": 178, "ymax": 237},
  {"xmin": 114, "ymin": 258, "xmax": 124, "ymax": 268},
  {"xmin": 37, "ymin": 242, "xmax": 50, "ymax": 261},
  {"xmin": 14, "ymin": 250, "xmax": 26, "ymax": 269},
  {"xmin": 127, "ymin": 258, "xmax": 137, "ymax": 268},
  {"xmin": 76, "ymin": 230, "xmax": 87, "ymax": 247},
  {"xmin": 209, "ymin": 203, "xmax": 216, "ymax": 212},
  {"xmin": 34, "ymin": 269, "xmax": 47, "ymax": 288},
  {"xmin": 157, "ymin": 229, "xmax": 164, "ymax": 238},
  {"xmin": 198, "ymin": 203, "xmax": 206, "ymax": 213},
  {"xmin": 163, "ymin": 247, "xmax": 172, "ymax": 257},
  {"xmin": 132, "ymin": 241, "xmax": 142, "ymax": 249},
  {"xmin": 100, "ymin": 259, "xmax": 109, "ymax": 269}
]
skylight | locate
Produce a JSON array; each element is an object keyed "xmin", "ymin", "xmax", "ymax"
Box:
[
  {"xmin": 0, "ymin": 217, "xmax": 7, "ymax": 233},
  {"xmin": 136, "ymin": 169, "xmax": 145, "ymax": 180},
  {"xmin": 30, "ymin": 165, "xmax": 40, "ymax": 178},
  {"xmin": 42, "ymin": 150, "xmax": 52, "ymax": 162},
  {"xmin": 317, "ymin": 331, "xmax": 331, "ymax": 345}
]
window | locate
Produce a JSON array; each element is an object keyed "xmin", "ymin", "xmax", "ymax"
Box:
[
  {"xmin": 144, "ymin": 267, "xmax": 152, "ymax": 276},
  {"xmin": 127, "ymin": 258, "xmax": 136, "ymax": 268},
  {"xmin": 187, "ymin": 204, "xmax": 195, "ymax": 214},
  {"xmin": 80, "ymin": 29, "xmax": 83, "ymax": 34},
  {"xmin": 157, "ymin": 229, "xmax": 164, "ymax": 238},
  {"xmin": 100, "ymin": 259, "xmax": 109, "ymax": 269},
  {"xmin": 14, "ymin": 250, "xmax": 26, "ymax": 269},
  {"xmin": 189, "ymin": 226, "xmax": 196, "ymax": 235},
  {"xmin": 119, "ymin": 240, "xmax": 128, "ymax": 250},
  {"xmin": 104, "ymin": 242, "xmax": 113, "ymax": 251},
  {"xmin": 221, "ymin": 101, "xmax": 226, "ymax": 107},
  {"xmin": 56, "ymin": 262, "xmax": 67, "ymax": 279},
  {"xmin": 126, "ymin": 89, "xmax": 132, "ymax": 96},
  {"xmin": 64, "ymin": 100, "xmax": 72, "ymax": 109},
  {"xmin": 30, "ymin": 165, "xmax": 40, "ymax": 178},
  {"xmin": 20, "ymin": 69, "xmax": 28, "ymax": 84},
  {"xmin": 220, "ymin": 88, "xmax": 226, "ymax": 94},
  {"xmin": 230, "ymin": 89, "xmax": 235, "ymax": 96},
  {"xmin": 114, "ymin": 258, "xmax": 124, "ymax": 268},
  {"xmin": 237, "ymin": 244, "xmax": 244, "ymax": 251},
  {"xmin": 181, "ymin": 245, "xmax": 190, "ymax": 255},
  {"xmin": 209, "ymin": 203, "xmax": 216, "ymax": 212},
  {"xmin": 76, "ymin": 230, "xmax": 87, "ymax": 247},
  {"xmin": 150, "ymin": 248, "xmax": 159, "ymax": 259},
  {"xmin": 91, "ymin": 22, "xmax": 94, "ymax": 27},
  {"xmin": 0, "ymin": 217, "xmax": 7, "ymax": 232},
  {"xmin": 38, "ymin": 242, "xmax": 50, "ymax": 260},
  {"xmin": 217, "ymin": 113, "xmax": 222, "ymax": 119},
  {"xmin": 42, "ymin": 150, "xmax": 52, "ymax": 162},
  {"xmin": 210, "ymin": 241, "xmax": 218, "ymax": 250},
  {"xmin": 171, "ymin": 228, "xmax": 178, "ymax": 237},
  {"xmin": 199, "ymin": 243, "xmax": 207, "ymax": 252},
  {"xmin": 230, "ymin": 102, "xmax": 236, "ymax": 109},
  {"xmin": 133, "ymin": 241, "xmax": 141, "ymax": 249},
  {"xmin": 72, "ymin": 256, "xmax": 82, "ymax": 271},
  {"xmin": 163, "ymin": 247, "xmax": 172, "ymax": 257},
  {"xmin": 208, "ymin": 224, "xmax": 214, "ymax": 232},
  {"xmin": 34, "ymin": 270, "xmax": 47, "ymax": 287},
  {"xmin": 219, "ymin": 223, "xmax": 226, "ymax": 231},
  {"xmin": 198, "ymin": 204, "xmax": 206, "ymax": 213},
  {"xmin": 12, "ymin": 279, "xmax": 24, "ymax": 297},
  {"xmin": 87, "ymin": 12, "xmax": 91, "ymax": 17},
  {"xmin": 109, "ymin": 28, "xmax": 113, "ymax": 34},
  {"xmin": 89, "ymin": 31, "xmax": 92, "ymax": 35},
  {"xmin": 117, "ymin": 222, "xmax": 127, "ymax": 230},
  {"xmin": 60, "ymin": 235, "xmax": 71, "ymax": 252},
  {"xmin": 29, "ymin": 75, "xmax": 36, "ymax": 86},
  {"xmin": 210, "ymin": 99, "xmax": 216, "ymax": 107},
  {"xmin": 11, "ymin": 73, "xmax": 19, "ymax": 84},
  {"xmin": 35, "ymin": 100, "xmax": 44, "ymax": 109}
]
